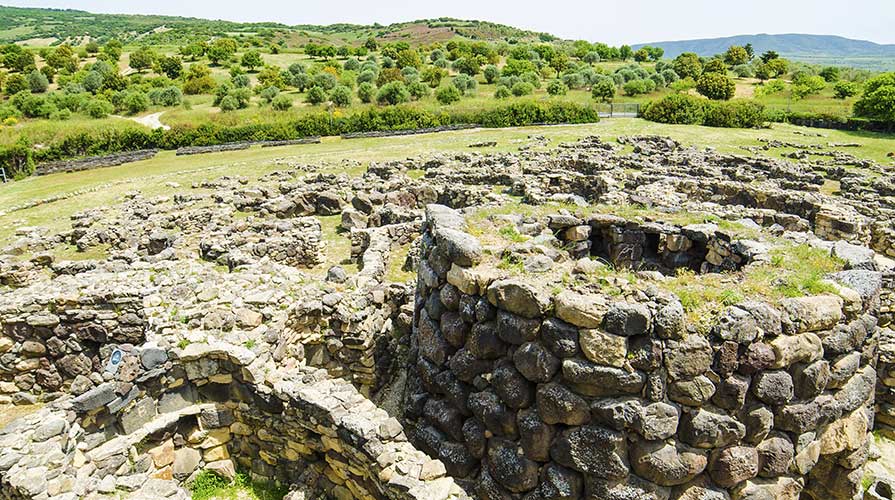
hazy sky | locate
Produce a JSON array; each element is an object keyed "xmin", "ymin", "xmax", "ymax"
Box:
[{"xmin": 5, "ymin": 0, "xmax": 895, "ymax": 45}]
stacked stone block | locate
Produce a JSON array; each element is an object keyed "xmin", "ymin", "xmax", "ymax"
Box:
[{"xmin": 406, "ymin": 204, "xmax": 880, "ymax": 500}]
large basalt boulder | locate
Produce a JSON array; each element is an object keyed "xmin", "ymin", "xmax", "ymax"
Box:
[{"xmin": 550, "ymin": 425, "xmax": 628, "ymax": 479}]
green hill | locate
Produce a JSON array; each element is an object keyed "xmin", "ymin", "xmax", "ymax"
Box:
[
  {"xmin": 0, "ymin": 5, "xmax": 552, "ymax": 46},
  {"xmin": 633, "ymin": 34, "xmax": 895, "ymax": 71}
]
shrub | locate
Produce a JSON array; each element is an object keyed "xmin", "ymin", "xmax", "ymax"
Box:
[
  {"xmin": 376, "ymin": 81, "xmax": 410, "ymax": 105},
  {"xmin": 623, "ymin": 79, "xmax": 651, "ymax": 96},
  {"xmin": 357, "ymin": 70, "xmax": 377, "ymax": 85},
  {"xmin": 452, "ymin": 74, "xmax": 477, "ymax": 95},
  {"xmin": 306, "ymin": 85, "xmax": 327, "ymax": 105},
  {"xmin": 435, "ymin": 85, "xmax": 462, "ymax": 105},
  {"xmin": 407, "ymin": 81, "xmax": 429, "ymax": 100},
  {"xmin": 643, "ymin": 94, "xmax": 764, "ymax": 128},
  {"xmin": 219, "ymin": 95, "xmax": 239, "ymax": 112},
  {"xmin": 520, "ymin": 71, "xmax": 541, "ymax": 89},
  {"xmin": 271, "ymin": 94, "xmax": 292, "ymax": 111},
  {"xmin": 696, "ymin": 72, "xmax": 735, "ymax": 100},
  {"xmin": 642, "ymin": 94, "xmax": 706, "ymax": 125},
  {"xmin": 649, "ymin": 73, "xmax": 666, "ymax": 88},
  {"xmin": 357, "ymin": 82, "xmax": 376, "ymax": 103},
  {"xmin": 561, "ymin": 72, "xmax": 585, "ymax": 89},
  {"xmin": 28, "ymin": 69, "xmax": 49, "ymax": 93},
  {"xmin": 259, "ymin": 86, "xmax": 280, "ymax": 103},
  {"xmin": 546, "ymin": 80, "xmax": 569, "ymax": 96},
  {"xmin": 819, "ymin": 66, "xmax": 840, "ymax": 82},
  {"xmin": 854, "ymin": 72, "xmax": 895, "ymax": 123},
  {"xmin": 84, "ymin": 98, "xmax": 113, "ymax": 118},
  {"xmin": 232, "ymin": 74, "xmax": 251, "ymax": 89},
  {"xmin": 313, "ymin": 72, "xmax": 337, "ymax": 90},
  {"xmin": 483, "ymin": 64, "xmax": 500, "ymax": 84},
  {"xmin": 661, "ymin": 69, "xmax": 680, "ymax": 84},
  {"xmin": 511, "ymin": 81, "xmax": 534, "ymax": 96},
  {"xmin": 149, "ymin": 86, "xmax": 183, "ymax": 106},
  {"xmin": 732, "ymin": 64, "xmax": 755, "ymax": 78},
  {"xmin": 833, "ymin": 81, "xmax": 860, "ymax": 99},
  {"xmin": 494, "ymin": 85, "xmax": 511, "ymax": 99},
  {"xmin": 791, "ymin": 74, "xmax": 826, "ymax": 99},
  {"xmin": 122, "ymin": 91, "xmax": 150, "ymax": 115},
  {"xmin": 702, "ymin": 59, "xmax": 728, "ymax": 74},
  {"xmin": 330, "ymin": 85, "xmax": 353, "ymax": 107},
  {"xmin": 704, "ymin": 100, "xmax": 765, "ymax": 128}
]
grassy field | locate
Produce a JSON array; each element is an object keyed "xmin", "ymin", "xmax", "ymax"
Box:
[{"xmin": 2, "ymin": 118, "xmax": 893, "ymax": 248}]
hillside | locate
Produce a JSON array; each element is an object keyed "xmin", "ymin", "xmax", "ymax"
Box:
[
  {"xmin": 0, "ymin": 5, "xmax": 552, "ymax": 46},
  {"xmin": 633, "ymin": 33, "xmax": 895, "ymax": 70}
]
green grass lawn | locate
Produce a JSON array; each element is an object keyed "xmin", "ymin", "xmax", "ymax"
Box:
[{"xmin": 1, "ymin": 118, "xmax": 893, "ymax": 247}]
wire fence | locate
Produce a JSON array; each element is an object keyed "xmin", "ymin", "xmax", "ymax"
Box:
[{"xmin": 596, "ymin": 103, "xmax": 641, "ymax": 118}]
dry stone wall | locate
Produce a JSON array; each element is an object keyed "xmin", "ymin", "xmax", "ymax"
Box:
[
  {"xmin": 0, "ymin": 340, "xmax": 468, "ymax": 500},
  {"xmin": 405, "ymin": 205, "xmax": 880, "ymax": 500}
]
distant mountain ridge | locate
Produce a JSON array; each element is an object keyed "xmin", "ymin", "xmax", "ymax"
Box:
[{"xmin": 632, "ymin": 34, "xmax": 895, "ymax": 70}]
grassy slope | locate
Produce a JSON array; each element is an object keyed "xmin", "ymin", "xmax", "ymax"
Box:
[{"xmin": 2, "ymin": 118, "xmax": 893, "ymax": 247}]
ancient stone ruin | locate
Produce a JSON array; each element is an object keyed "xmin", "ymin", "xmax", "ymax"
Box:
[{"xmin": 1, "ymin": 134, "xmax": 894, "ymax": 500}]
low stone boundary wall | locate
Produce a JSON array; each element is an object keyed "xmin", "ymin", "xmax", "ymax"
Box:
[
  {"xmin": 0, "ymin": 341, "xmax": 468, "ymax": 500},
  {"xmin": 176, "ymin": 143, "xmax": 254, "ymax": 156},
  {"xmin": 405, "ymin": 204, "xmax": 880, "ymax": 500},
  {"xmin": 0, "ymin": 276, "xmax": 149, "ymax": 401},
  {"xmin": 341, "ymin": 125, "xmax": 477, "ymax": 140},
  {"xmin": 35, "ymin": 149, "xmax": 159, "ymax": 176}
]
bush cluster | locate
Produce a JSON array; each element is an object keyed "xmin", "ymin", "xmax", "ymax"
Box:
[{"xmin": 642, "ymin": 94, "xmax": 765, "ymax": 128}]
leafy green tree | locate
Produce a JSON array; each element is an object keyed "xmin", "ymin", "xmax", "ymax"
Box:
[
  {"xmin": 854, "ymin": 72, "xmax": 895, "ymax": 122},
  {"xmin": 4, "ymin": 50, "xmax": 35, "ymax": 73},
  {"xmin": 4, "ymin": 73, "xmax": 27, "ymax": 95},
  {"xmin": 101, "ymin": 40, "xmax": 122, "ymax": 62},
  {"xmin": 396, "ymin": 49, "xmax": 422, "ymax": 69},
  {"xmin": 435, "ymin": 85, "xmax": 461, "ymax": 105},
  {"xmin": 364, "ymin": 38, "xmax": 378, "ymax": 52},
  {"xmin": 422, "ymin": 67, "xmax": 445, "ymax": 88},
  {"xmin": 833, "ymin": 80, "xmax": 860, "ymax": 99},
  {"xmin": 257, "ymin": 66, "xmax": 286, "ymax": 88},
  {"xmin": 83, "ymin": 71, "xmax": 104, "ymax": 93},
  {"xmin": 723, "ymin": 46, "xmax": 749, "ymax": 66},
  {"xmin": 819, "ymin": 67, "xmax": 840, "ymax": 82},
  {"xmin": 208, "ymin": 38, "xmax": 238, "ymax": 65},
  {"xmin": 549, "ymin": 52, "xmax": 570, "ymax": 76},
  {"xmin": 744, "ymin": 43, "xmax": 754, "ymax": 60},
  {"xmin": 592, "ymin": 79, "xmax": 616, "ymax": 102},
  {"xmin": 703, "ymin": 59, "xmax": 727, "ymax": 74},
  {"xmin": 129, "ymin": 47, "xmax": 156, "ymax": 73},
  {"xmin": 148, "ymin": 86, "xmax": 183, "ymax": 106},
  {"xmin": 672, "ymin": 53, "xmax": 703, "ymax": 80},
  {"xmin": 648, "ymin": 47, "xmax": 664, "ymax": 61},
  {"xmin": 241, "ymin": 51, "xmax": 263, "ymax": 71},
  {"xmin": 546, "ymin": 80, "xmax": 568, "ymax": 96},
  {"xmin": 180, "ymin": 42, "xmax": 206, "ymax": 61},
  {"xmin": 582, "ymin": 51, "xmax": 601, "ymax": 64},
  {"xmin": 696, "ymin": 72, "xmax": 735, "ymax": 100},
  {"xmin": 619, "ymin": 45, "xmax": 633, "ymax": 60},
  {"xmin": 156, "ymin": 56, "xmax": 183, "ymax": 79},
  {"xmin": 85, "ymin": 41, "xmax": 100, "ymax": 54},
  {"xmin": 292, "ymin": 73, "xmax": 311, "ymax": 92},
  {"xmin": 764, "ymin": 58, "xmax": 789, "ymax": 77},
  {"xmin": 45, "ymin": 45, "xmax": 78, "ymax": 72},
  {"xmin": 183, "ymin": 64, "xmax": 215, "ymax": 94},
  {"xmin": 357, "ymin": 82, "xmax": 376, "ymax": 103},
  {"xmin": 633, "ymin": 48, "xmax": 650, "ymax": 62},
  {"xmin": 330, "ymin": 85, "xmax": 353, "ymax": 107},
  {"xmin": 759, "ymin": 51, "xmax": 779, "ymax": 64},
  {"xmin": 313, "ymin": 71, "xmax": 338, "ymax": 90},
  {"xmin": 271, "ymin": 94, "xmax": 292, "ymax": 110},
  {"xmin": 494, "ymin": 85, "xmax": 511, "ymax": 99},
  {"xmin": 122, "ymin": 91, "xmax": 149, "ymax": 115},
  {"xmin": 376, "ymin": 81, "xmax": 410, "ymax": 105},
  {"xmin": 306, "ymin": 85, "xmax": 327, "ymax": 104},
  {"xmin": 28, "ymin": 69, "xmax": 48, "ymax": 93},
  {"xmin": 454, "ymin": 57, "xmax": 481, "ymax": 76}
]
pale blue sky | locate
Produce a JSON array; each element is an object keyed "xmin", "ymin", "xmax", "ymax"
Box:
[{"xmin": 4, "ymin": 0, "xmax": 894, "ymax": 45}]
